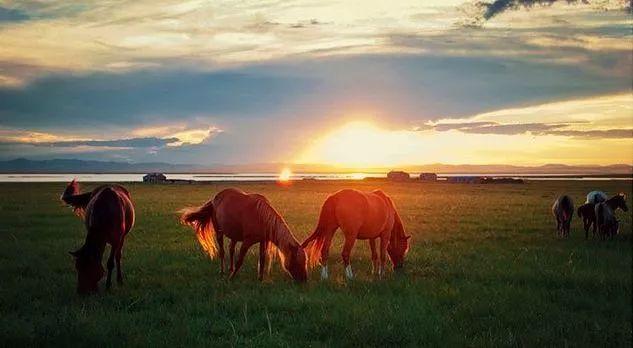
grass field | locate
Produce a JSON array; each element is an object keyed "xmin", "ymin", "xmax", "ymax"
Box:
[{"xmin": 0, "ymin": 180, "xmax": 631, "ymax": 346}]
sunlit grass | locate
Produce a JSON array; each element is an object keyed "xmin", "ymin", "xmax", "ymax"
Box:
[{"xmin": 0, "ymin": 180, "xmax": 630, "ymax": 346}]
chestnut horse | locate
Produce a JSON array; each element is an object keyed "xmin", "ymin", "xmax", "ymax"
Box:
[
  {"xmin": 301, "ymin": 189, "xmax": 410, "ymax": 280},
  {"xmin": 180, "ymin": 188, "xmax": 307, "ymax": 282},
  {"xmin": 61, "ymin": 180, "xmax": 134, "ymax": 294}
]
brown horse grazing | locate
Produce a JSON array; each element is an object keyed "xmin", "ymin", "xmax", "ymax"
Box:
[
  {"xmin": 61, "ymin": 180, "xmax": 135, "ymax": 294},
  {"xmin": 180, "ymin": 188, "xmax": 307, "ymax": 282},
  {"xmin": 301, "ymin": 189, "xmax": 410, "ymax": 280},
  {"xmin": 552, "ymin": 195, "xmax": 574, "ymax": 238},
  {"xmin": 577, "ymin": 203, "xmax": 597, "ymax": 239}
]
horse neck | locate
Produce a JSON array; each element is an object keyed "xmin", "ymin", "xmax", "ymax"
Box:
[
  {"xmin": 81, "ymin": 232, "xmax": 107, "ymax": 262},
  {"xmin": 268, "ymin": 223, "xmax": 299, "ymax": 255},
  {"xmin": 605, "ymin": 198, "xmax": 621, "ymax": 210}
]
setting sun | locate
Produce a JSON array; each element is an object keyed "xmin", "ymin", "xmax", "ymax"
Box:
[{"xmin": 278, "ymin": 167, "xmax": 292, "ymax": 182}]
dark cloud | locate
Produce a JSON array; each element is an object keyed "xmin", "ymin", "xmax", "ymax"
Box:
[
  {"xmin": 429, "ymin": 121, "xmax": 632, "ymax": 138},
  {"xmin": 2, "ymin": 137, "xmax": 179, "ymax": 148},
  {"xmin": 464, "ymin": 0, "xmax": 630, "ymax": 26},
  {"xmin": 0, "ymin": 6, "xmax": 29, "ymax": 22}
]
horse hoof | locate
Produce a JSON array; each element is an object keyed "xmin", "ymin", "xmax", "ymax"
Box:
[
  {"xmin": 344, "ymin": 265, "xmax": 354, "ymax": 280},
  {"xmin": 320, "ymin": 266, "xmax": 329, "ymax": 280}
]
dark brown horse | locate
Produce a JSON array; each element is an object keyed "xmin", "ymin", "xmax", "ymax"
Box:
[
  {"xmin": 552, "ymin": 195, "xmax": 574, "ymax": 238},
  {"xmin": 578, "ymin": 203, "xmax": 597, "ymax": 239},
  {"xmin": 61, "ymin": 180, "xmax": 135, "ymax": 294},
  {"xmin": 180, "ymin": 188, "xmax": 307, "ymax": 282},
  {"xmin": 595, "ymin": 193, "xmax": 628, "ymax": 239},
  {"xmin": 301, "ymin": 189, "xmax": 410, "ymax": 280}
]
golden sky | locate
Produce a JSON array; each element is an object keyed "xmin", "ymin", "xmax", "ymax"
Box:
[{"xmin": 0, "ymin": 0, "xmax": 631, "ymax": 167}]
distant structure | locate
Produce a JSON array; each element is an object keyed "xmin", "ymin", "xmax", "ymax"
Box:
[
  {"xmin": 419, "ymin": 173, "xmax": 438, "ymax": 181},
  {"xmin": 446, "ymin": 176, "xmax": 524, "ymax": 184},
  {"xmin": 447, "ymin": 176, "xmax": 482, "ymax": 184},
  {"xmin": 387, "ymin": 170, "xmax": 410, "ymax": 182},
  {"xmin": 143, "ymin": 173, "xmax": 167, "ymax": 183}
]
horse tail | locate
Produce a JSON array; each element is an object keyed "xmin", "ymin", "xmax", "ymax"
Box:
[
  {"xmin": 61, "ymin": 192, "xmax": 92, "ymax": 217},
  {"xmin": 180, "ymin": 199, "xmax": 218, "ymax": 259},
  {"xmin": 302, "ymin": 195, "xmax": 338, "ymax": 268}
]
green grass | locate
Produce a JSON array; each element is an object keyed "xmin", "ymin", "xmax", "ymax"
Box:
[{"xmin": 0, "ymin": 180, "xmax": 631, "ymax": 347}]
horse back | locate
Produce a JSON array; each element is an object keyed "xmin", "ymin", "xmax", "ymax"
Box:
[{"xmin": 85, "ymin": 186, "xmax": 133, "ymax": 241}]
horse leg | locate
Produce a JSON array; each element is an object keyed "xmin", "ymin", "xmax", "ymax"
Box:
[
  {"xmin": 258, "ymin": 242, "xmax": 267, "ymax": 281},
  {"xmin": 115, "ymin": 243, "xmax": 123, "ymax": 285},
  {"xmin": 106, "ymin": 244, "xmax": 116, "ymax": 290},
  {"xmin": 216, "ymin": 233, "xmax": 225, "ymax": 274},
  {"xmin": 229, "ymin": 241, "xmax": 254, "ymax": 280},
  {"xmin": 369, "ymin": 239, "xmax": 379, "ymax": 275},
  {"xmin": 319, "ymin": 233, "xmax": 335, "ymax": 280},
  {"xmin": 229, "ymin": 239, "xmax": 237, "ymax": 273},
  {"xmin": 379, "ymin": 237, "xmax": 388, "ymax": 278},
  {"xmin": 341, "ymin": 236, "xmax": 356, "ymax": 280}
]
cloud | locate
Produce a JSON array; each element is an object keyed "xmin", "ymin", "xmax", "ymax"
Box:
[
  {"xmin": 422, "ymin": 93, "xmax": 633, "ymax": 139},
  {"xmin": 475, "ymin": 0, "xmax": 630, "ymax": 21},
  {"xmin": 0, "ymin": 6, "xmax": 29, "ymax": 22},
  {"xmin": 2, "ymin": 136, "xmax": 179, "ymax": 148},
  {"xmin": 428, "ymin": 121, "xmax": 633, "ymax": 138},
  {"xmin": 547, "ymin": 128, "xmax": 633, "ymax": 139},
  {"xmin": 433, "ymin": 121, "xmax": 568, "ymax": 134}
]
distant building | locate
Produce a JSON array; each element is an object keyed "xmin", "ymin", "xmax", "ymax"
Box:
[
  {"xmin": 143, "ymin": 173, "xmax": 167, "ymax": 183},
  {"xmin": 387, "ymin": 170, "xmax": 410, "ymax": 182},
  {"xmin": 419, "ymin": 173, "xmax": 437, "ymax": 181}
]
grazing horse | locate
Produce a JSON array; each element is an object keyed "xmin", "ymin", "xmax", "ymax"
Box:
[
  {"xmin": 301, "ymin": 189, "xmax": 410, "ymax": 280},
  {"xmin": 61, "ymin": 180, "xmax": 134, "ymax": 294},
  {"xmin": 595, "ymin": 193, "xmax": 628, "ymax": 239},
  {"xmin": 180, "ymin": 188, "xmax": 307, "ymax": 282},
  {"xmin": 577, "ymin": 203, "xmax": 597, "ymax": 239},
  {"xmin": 552, "ymin": 195, "xmax": 574, "ymax": 238}
]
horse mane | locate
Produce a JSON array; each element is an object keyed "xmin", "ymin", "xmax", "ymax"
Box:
[{"xmin": 252, "ymin": 195, "xmax": 299, "ymax": 271}]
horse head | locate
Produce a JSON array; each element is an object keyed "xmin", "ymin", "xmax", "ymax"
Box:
[
  {"xmin": 617, "ymin": 193, "xmax": 628, "ymax": 212},
  {"xmin": 61, "ymin": 179, "xmax": 80, "ymax": 200},
  {"xmin": 69, "ymin": 245, "xmax": 104, "ymax": 294},
  {"xmin": 387, "ymin": 215, "xmax": 410, "ymax": 270},
  {"xmin": 286, "ymin": 244, "xmax": 308, "ymax": 282}
]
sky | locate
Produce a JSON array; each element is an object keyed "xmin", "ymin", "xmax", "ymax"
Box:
[{"xmin": 0, "ymin": 0, "xmax": 631, "ymax": 168}]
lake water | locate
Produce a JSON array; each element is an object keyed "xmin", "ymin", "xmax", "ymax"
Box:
[{"xmin": 0, "ymin": 173, "xmax": 630, "ymax": 182}]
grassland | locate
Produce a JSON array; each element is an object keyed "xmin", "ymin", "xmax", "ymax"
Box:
[{"xmin": 0, "ymin": 180, "xmax": 631, "ymax": 347}]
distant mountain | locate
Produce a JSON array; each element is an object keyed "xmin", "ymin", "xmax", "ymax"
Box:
[{"xmin": 0, "ymin": 158, "xmax": 630, "ymax": 175}]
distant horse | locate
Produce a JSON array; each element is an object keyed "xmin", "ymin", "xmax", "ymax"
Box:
[
  {"xmin": 577, "ymin": 203, "xmax": 597, "ymax": 239},
  {"xmin": 552, "ymin": 195, "xmax": 574, "ymax": 238},
  {"xmin": 180, "ymin": 188, "xmax": 307, "ymax": 282},
  {"xmin": 301, "ymin": 189, "xmax": 410, "ymax": 280},
  {"xmin": 61, "ymin": 180, "xmax": 135, "ymax": 294},
  {"xmin": 595, "ymin": 193, "xmax": 628, "ymax": 239}
]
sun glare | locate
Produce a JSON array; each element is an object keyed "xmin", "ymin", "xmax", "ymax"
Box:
[
  {"xmin": 297, "ymin": 121, "xmax": 416, "ymax": 168},
  {"xmin": 278, "ymin": 167, "xmax": 292, "ymax": 182}
]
